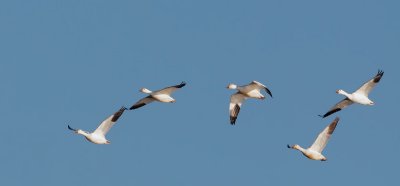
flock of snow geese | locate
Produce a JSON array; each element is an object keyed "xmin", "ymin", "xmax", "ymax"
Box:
[{"xmin": 68, "ymin": 70, "xmax": 384, "ymax": 161}]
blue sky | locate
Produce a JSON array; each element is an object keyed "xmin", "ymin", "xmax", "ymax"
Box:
[{"xmin": 1, "ymin": 0, "xmax": 399, "ymax": 185}]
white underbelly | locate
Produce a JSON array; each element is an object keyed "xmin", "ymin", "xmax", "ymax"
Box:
[
  {"xmin": 245, "ymin": 90, "xmax": 263, "ymax": 99},
  {"xmin": 351, "ymin": 93, "xmax": 372, "ymax": 105},
  {"xmin": 86, "ymin": 134, "xmax": 108, "ymax": 144},
  {"xmin": 153, "ymin": 94, "xmax": 174, "ymax": 102},
  {"xmin": 303, "ymin": 150, "xmax": 326, "ymax": 160}
]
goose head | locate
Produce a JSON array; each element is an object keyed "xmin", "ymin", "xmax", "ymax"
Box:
[
  {"xmin": 68, "ymin": 125, "xmax": 87, "ymax": 135},
  {"xmin": 287, "ymin": 144, "xmax": 301, "ymax": 150},
  {"xmin": 336, "ymin": 89, "xmax": 344, "ymax": 94},
  {"xmin": 76, "ymin": 129, "xmax": 89, "ymax": 136},
  {"xmin": 336, "ymin": 89, "xmax": 351, "ymax": 96},
  {"xmin": 106, "ymin": 140, "xmax": 111, "ymax": 144},
  {"xmin": 140, "ymin": 88, "xmax": 152, "ymax": 94},
  {"xmin": 227, "ymin": 83, "xmax": 238, "ymax": 89}
]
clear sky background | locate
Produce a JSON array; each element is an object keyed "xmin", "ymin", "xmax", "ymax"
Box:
[{"xmin": 1, "ymin": 0, "xmax": 399, "ymax": 185}]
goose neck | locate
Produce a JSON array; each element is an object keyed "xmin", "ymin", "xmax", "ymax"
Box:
[
  {"xmin": 77, "ymin": 130, "xmax": 89, "ymax": 137},
  {"xmin": 337, "ymin": 89, "xmax": 352, "ymax": 98}
]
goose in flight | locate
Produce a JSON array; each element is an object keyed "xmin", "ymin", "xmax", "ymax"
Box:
[
  {"xmin": 227, "ymin": 81, "xmax": 273, "ymax": 125},
  {"xmin": 67, "ymin": 107, "xmax": 127, "ymax": 144},
  {"xmin": 320, "ymin": 70, "xmax": 384, "ymax": 118},
  {"xmin": 130, "ymin": 81, "xmax": 186, "ymax": 110},
  {"xmin": 287, "ymin": 117, "xmax": 340, "ymax": 161}
]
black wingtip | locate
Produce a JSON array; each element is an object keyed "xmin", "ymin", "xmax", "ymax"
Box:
[
  {"xmin": 264, "ymin": 87, "xmax": 273, "ymax": 98},
  {"xmin": 287, "ymin": 144, "xmax": 291, "ymax": 148},
  {"xmin": 111, "ymin": 107, "xmax": 127, "ymax": 122},
  {"xmin": 229, "ymin": 104, "xmax": 240, "ymax": 125},
  {"xmin": 175, "ymin": 81, "xmax": 186, "ymax": 88},
  {"xmin": 374, "ymin": 70, "xmax": 384, "ymax": 83},
  {"xmin": 378, "ymin": 69, "xmax": 384, "ymax": 76},
  {"xmin": 130, "ymin": 103, "xmax": 146, "ymax": 110},
  {"xmin": 67, "ymin": 125, "xmax": 76, "ymax": 131},
  {"xmin": 320, "ymin": 108, "xmax": 341, "ymax": 119},
  {"xmin": 230, "ymin": 117, "xmax": 237, "ymax": 125}
]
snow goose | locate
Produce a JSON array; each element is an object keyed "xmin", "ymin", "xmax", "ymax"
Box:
[
  {"xmin": 129, "ymin": 81, "xmax": 186, "ymax": 110},
  {"xmin": 67, "ymin": 107, "xmax": 127, "ymax": 144},
  {"xmin": 287, "ymin": 117, "xmax": 340, "ymax": 161},
  {"xmin": 320, "ymin": 70, "xmax": 384, "ymax": 118},
  {"xmin": 227, "ymin": 81, "xmax": 272, "ymax": 125}
]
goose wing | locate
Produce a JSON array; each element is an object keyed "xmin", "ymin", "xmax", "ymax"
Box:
[
  {"xmin": 248, "ymin": 81, "xmax": 273, "ymax": 98},
  {"xmin": 309, "ymin": 117, "xmax": 340, "ymax": 153},
  {"xmin": 156, "ymin": 81, "xmax": 186, "ymax": 95},
  {"xmin": 229, "ymin": 93, "xmax": 246, "ymax": 125},
  {"xmin": 320, "ymin": 98, "xmax": 353, "ymax": 118},
  {"xmin": 355, "ymin": 70, "xmax": 384, "ymax": 96},
  {"xmin": 93, "ymin": 107, "xmax": 127, "ymax": 136},
  {"xmin": 130, "ymin": 95, "xmax": 155, "ymax": 110}
]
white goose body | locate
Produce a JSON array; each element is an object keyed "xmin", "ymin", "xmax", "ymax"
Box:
[
  {"xmin": 288, "ymin": 117, "xmax": 340, "ymax": 161},
  {"xmin": 294, "ymin": 146, "xmax": 327, "ymax": 161},
  {"xmin": 337, "ymin": 90, "xmax": 373, "ymax": 105},
  {"xmin": 130, "ymin": 82, "xmax": 186, "ymax": 110},
  {"xmin": 152, "ymin": 93, "xmax": 176, "ymax": 103},
  {"xmin": 80, "ymin": 131, "xmax": 109, "ymax": 144},
  {"xmin": 232, "ymin": 81, "xmax": 271, "ymax": 99},
  {"xmin": 321, "ymin": 70, "xmax": 383, "ymax": 118},
  {"xmin": 306, "ymin": 150, "xmax": 327, "ymax": 161},
  {"xmin": 227, "ymin": 81, "xmax": 273, "ymax": 125},
  {"xmin": 240, "ymin": 88, "xmax": 265, "ymax": 99},
  {"xmin": 68, "ymin": 107, "xmax": 127, "ymax": 145}
]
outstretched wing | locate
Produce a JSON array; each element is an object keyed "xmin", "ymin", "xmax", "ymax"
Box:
[
  {"xmin": 309, "ymin": 117, "xmax": 340, "ymax": 153},
  {"xmin": 157, "ymin": 81, "xmax": 186, "ymax": 95},
  {"xmin": 93, "ymin": 107, "xmax": 127, "ymax": 136},
  {"xmin": 229, "ymin": 93, "xmax": 246, "ymax": 125},
  {"xmin": 249, "ymin": 81, "xmax": 273, "ymax": 98},
  {"xmin": 320, "ymin": 98, "xmax": 353, "ymax": 118},
  {"xmin": 355, "ymin": 70, "xmax": 384, "ymax": 96},
  {"xmin": 130, "ymin": 96, "xmax": 155, "ymax": 110}
]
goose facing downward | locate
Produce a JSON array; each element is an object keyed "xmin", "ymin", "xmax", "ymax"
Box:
[
  {"xmin": 320, "ymin": 70, "xmax": 384, "ymax": 118},
  {"xmin": 129, "ymin": 81, "xmax": 186, "ymax": 110},
  {"xmin": 67, "ymin": 107, "xmax": 127, "ymax": 144},
  {"xmin": 288, "ymin": 117, "xmax": 340, "ymax": 161},
  {"xmin": 227, "ymin": 80, "xmax": 273, "ymax": 125}
]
